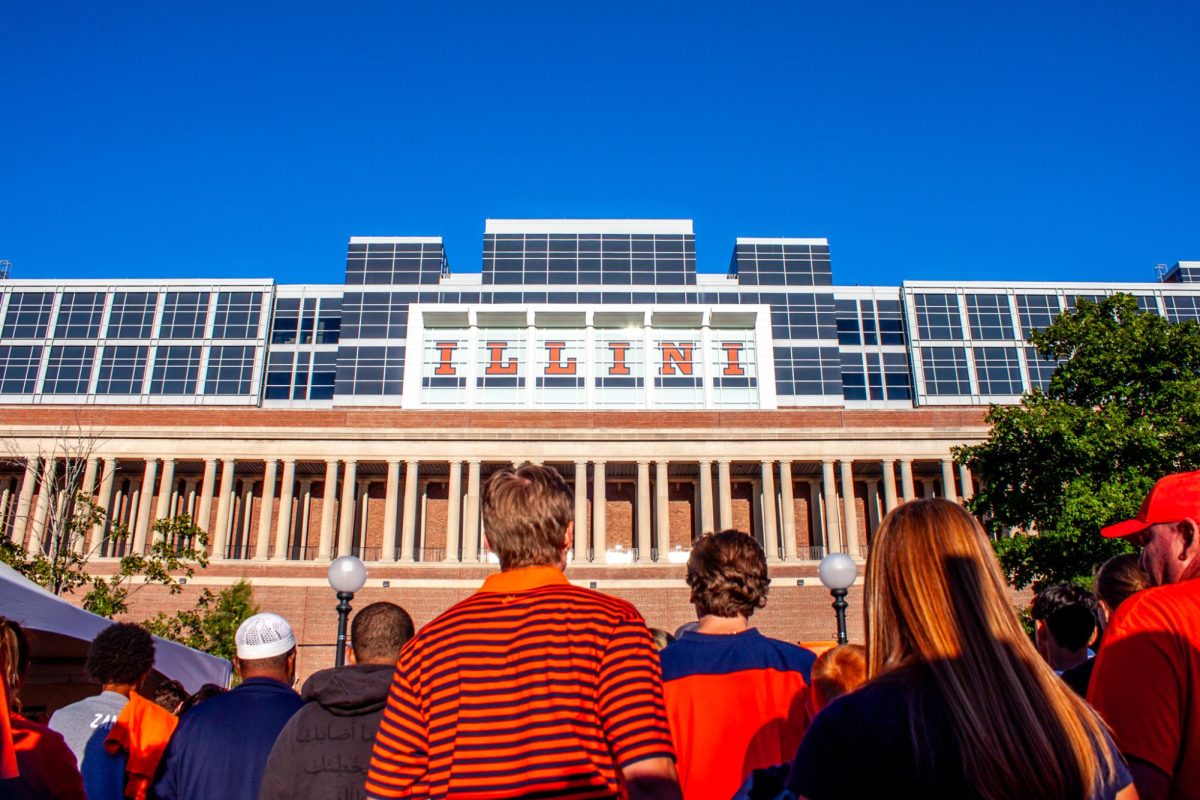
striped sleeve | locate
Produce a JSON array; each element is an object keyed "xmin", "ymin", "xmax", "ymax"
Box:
[
  {"xmin": 595, "ymin": 612, "xmax": 676, "ymax": 769},
  {"xmin": 365, "ymin": 655, "xmax": 429, "ymax": 798}
]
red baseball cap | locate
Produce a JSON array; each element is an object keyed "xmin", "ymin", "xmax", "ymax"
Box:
[{"xmin": 1101, "ymin": 470, "xmax": 1200, "ymax": 539}]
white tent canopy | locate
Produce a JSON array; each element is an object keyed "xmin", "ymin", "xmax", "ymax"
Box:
[{"xmin": 0, "ymin": 562, "xmax": 231, "ymax": 694}]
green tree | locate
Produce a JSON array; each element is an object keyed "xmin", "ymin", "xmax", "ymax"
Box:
[
  {"xmin": 955, "ymin": 293, "xmax": 1200, "ymax": 589},
  {"xmin": 142, "ymin": 579, "xmax": 257, "ymax": 662},
  {"xmin": 82, "ymin": 514, "xmax": 209, "ymax": 618}
]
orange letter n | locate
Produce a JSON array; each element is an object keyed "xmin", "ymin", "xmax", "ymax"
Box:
[{"xmin": 660, "ymin": 343, "xmax": 694, "ymax": 376}]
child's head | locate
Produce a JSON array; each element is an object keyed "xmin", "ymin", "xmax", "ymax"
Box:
[{"xmin": 809, "ymin": 644, "xmax": 867, "ymax": 713}]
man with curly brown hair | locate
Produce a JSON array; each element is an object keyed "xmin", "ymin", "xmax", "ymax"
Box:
[
  {"xmin": 659, "ymin": 529, "xmax": 817, "ymax": 800},
  {"xmin": 49, "ymin": 622, "xmax": 157, "ymax": 799}
]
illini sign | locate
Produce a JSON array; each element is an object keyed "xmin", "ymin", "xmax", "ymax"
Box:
[
  {"xmin": 431, "ymin": 339, "xmax": 749, "ymax": 377},
  {"xmin": 413, "ymin": 327, "xmax": 765, "ymax": 408}
]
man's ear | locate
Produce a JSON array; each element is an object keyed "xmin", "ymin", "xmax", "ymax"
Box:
[{"xmin": 1178, "ymin": 519, "xmax": 1199, "ymax": 559}]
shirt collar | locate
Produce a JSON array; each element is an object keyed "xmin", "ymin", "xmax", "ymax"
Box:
[{"xmin": 479, "ymin": 565, "xmax": 570, "ymax": 594}]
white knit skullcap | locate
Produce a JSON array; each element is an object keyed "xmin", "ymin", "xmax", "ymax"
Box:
[{"xmin": 235, "ymin": 613, "xmax": 296, "ymax": 660}]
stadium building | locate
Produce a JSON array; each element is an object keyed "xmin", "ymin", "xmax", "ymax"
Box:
[{"xmin": 2, "ymin": 219, "xmax": 1196, "ymax": 671}]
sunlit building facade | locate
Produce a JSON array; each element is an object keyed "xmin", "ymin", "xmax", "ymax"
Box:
[{"xmin": 2, "ymin": 220, "xmax": 1194, "ymax": 666}]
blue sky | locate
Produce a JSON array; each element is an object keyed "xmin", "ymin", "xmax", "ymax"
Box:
[{"xmin": 2, "ymin": 2, "xmax": 1197, "ymax": 285}]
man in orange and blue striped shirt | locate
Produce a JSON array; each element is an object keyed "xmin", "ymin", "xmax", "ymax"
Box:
[{"xmin": 365, "ymin": 465, "xmax": 680, "ymax": 800}]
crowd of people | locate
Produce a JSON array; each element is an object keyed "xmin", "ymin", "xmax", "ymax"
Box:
[{"xmin": 1, "ymin": 463, "xmax": 1197, "ymax": 800}]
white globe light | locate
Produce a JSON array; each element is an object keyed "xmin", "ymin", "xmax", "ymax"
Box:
[
  {"xmin": 818, "ymin": 552, "xmax": 858, "ymax": 591},
  {"xmin": 327, "ymin": 555, "xmax": 367, "ymax": 594}
]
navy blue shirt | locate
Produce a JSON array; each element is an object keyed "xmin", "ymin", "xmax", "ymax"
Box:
[{"xmin": 152, "ymin": 677, "xmax": 304, "ymax": 800}]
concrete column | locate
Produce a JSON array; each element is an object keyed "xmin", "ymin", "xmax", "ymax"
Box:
[
  {"xmin": 761, "ymin": 460, "xmax": 779, "ymax": 561},
  {"xmin": 941, "ymin": 459, "xmax": 958, "ymax": 500},
  {"xmin": 381, "ymin": 460, "xmax": 401, "ymax": 562},
  {"xmin": 154, "ymin": 458, "xmax": 176, "ymax": 533},
  {"xmin": 12, "ymin": 460, "xmax": 38, "ymax": 548},
  {"xmin": 921, "ymin": 480, "xmax": 935, "ymax": 500},
  {"xmin": 465, "ymin": 460, "xmax": 482, "ymax": 561},
  {"xmin": 299, "ymin": 480, "xmax": 314, "ymax": 558},
  {"xmin": 444, "ymin": 461, "xmax": 462, "ymax": 562},
  {"xmin": 809, "ymin": 480, "xmax": 824, "ymax": 558},
  {"xmin": 698, "ymin": 460, "xmax": 715, "ymax": 536},
  {"xmin": 29, "ymin": 459, "xmax": 55, "ymax": 552},
  {"xmin": 356, "ymin": 479, "xmax": 370, "ymax": 556},
  {"xmin": 592, "ymin": 461, "xmax": 606, "ymax": 559},
  {"xmin": 716, "ymin": 460, "xmax": 733, "ymax": 530},
  {"xmin": 318, "ymin": 460, "xmax": 338, "ymax": 560},
  {"xmin": 184, "ymin": 479, "xmax": 197, "ymax": 518},
  {"xmin": 882, "ymin": 459, "xmax": 899, "ymax": 511},
  {"xmin": 197, "ymin": 459, "xmax": 217, "ymax": 531},
  {"xmin": 80, "ymin": 458, "xmax": 99, "ymax": 500},
  {"xmin": 840, "ymin": 461, "xmax": 859, "ymax": 556},
  {"xmin": 573, "ymin": 461, "xmax": 587, "ymax": 562},
  {"xmin": 636, "ymin": 460, "xmax": 651, "ymax": 561},
  {"xmin": 90, "ymin": 460, "xmax": 116, "ymax": 553},
  {"xmin": 900, "ymin": 459, "xmax": 915, "ymax": 501},
  {"xmin": 959, "ymin": 463, "xmax": 975, "ymax": 501},
  {"xmin": 821, "ymin": 460, "xmax": 840, "ymax": 553},
  {"xmin": 272, "ymin": 460, "xmax": 296, "ymax": 560},
  {"xmin": 655, "ymin": 461, "xmax": 670, "ymax": 555},
  {"xmin": 778, "ymin": 461, "xmax": 795, "ymax": 562},
  {"xmin": 866, "ymin": 480, "xmax": 882, "ymax": 535},
  {"xmin": 132, "ymin": 459, "xmax": 159, "ymax": 553},
  {"xmin": 237, "ymin": 479, "xmax": 255, "ymax": 558},
  {"xmin": 399, "ymin": 460, "xmax": 420, "ymax": 563},
  {"xmin": 211, "ymin": 459, "xmax": 236, "ymax": 559},
  {"xmin": 337, "ymin": 460, "xmax": 358, "ymax": 557},
  {"xmin": 255, "ymin": 460, "xmax": 277, "ymax": 561},
  {"xmin": 0, "ymin": 480, "xmax": 12, "ymax": 541}
]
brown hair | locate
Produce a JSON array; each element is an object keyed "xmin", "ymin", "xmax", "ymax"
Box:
[
  {"xmin": 482, "ymin": 465, "xmax": 574, "ymax": 570},
  {"xmin": 1095, "ymin": 553, "xmax": 1149, "ymax": 613},
  {"xmin": 686, "ymin": 529, "xmax": 770, "ymax": 618},
  {"xmin": 810, "ymin": 644, "xmax": 867, "ymax": 712},
  {"xmin": 0, "ymin": 617, "xmax": 30, "ymax": 711},
  {"xmin": 351, "ymin": 602, "xmax": 415, "ymax": 664},
  {"xmin": 866, "ymin": 499, "xmax": 1119, "ymax": 799}
]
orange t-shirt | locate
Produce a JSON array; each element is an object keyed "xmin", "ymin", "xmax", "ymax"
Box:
[{"xmin": 1088, "ymin": 577, "xmax": 1200, "ymax": 800}]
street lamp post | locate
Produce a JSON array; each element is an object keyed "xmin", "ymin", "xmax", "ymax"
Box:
[
  {"xmin": 327, "ymin": 555, "xmax": 367, "ymax": 668},
  {"xmin": 818, "ymin": 552, "xmax": 858, "ymax": 646}
]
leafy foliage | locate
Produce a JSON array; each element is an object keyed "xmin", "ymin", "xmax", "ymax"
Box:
[
  {"xmin": 82, "ymin": 514, "xmax": 209, "ymax": 618},
  {"xmin": 142, "ymin": 579, "xmax": 257, "ymax": 662},
  {"xmin": 0, "ymin": 492, "xmax": 128, "ymax": 597},
  {"xmin": 956, "ymin": 293, "xmax": 1200, "ymax": 589}
]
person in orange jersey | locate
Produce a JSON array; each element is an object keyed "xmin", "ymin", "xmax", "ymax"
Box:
[
  {"xmin": 1, "ymin": 617, "xmax": 85, "ymax": 799},
  {"xmin": 365, "ymin": 465, "xmax": 680, "ymax": 800},
  {"xmin": 659, "ymin": 530, "xmax": 817, "ymax": 800},
  {"xmin": 1090, "ymin": 470, "xmax": 1200, "ymax": 800}
]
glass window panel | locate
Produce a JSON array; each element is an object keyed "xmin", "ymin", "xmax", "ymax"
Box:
[
  {"xmin": 204, "ymin": 345, "xmax": 255, "ymax": 395},
  {"xmin": 96, "ymin": 345, "xmax": 148, "ymax": 395},
  {"xmin": 160, "ymin": 292, "xmax": 209, "ymax": 339},
  {"xmin": 0, "ymin": 345, "xmax": 42, "ymax": 394},
  {"xmin": 107, "ymin": 292, "xmax": 157, "ymax": 339},
  {"xmin": 212, "ymin": 292, "xmax": 263, "ymax": 339},
  {"xmin": 973, "ymin": 346, "xmax": 1023, "ymax": 395},
  {"xmin": 150, "ymin": 345, "xmax": 201, "ymax": 394},
  {"xmin": 54, "ymin": 292, "xmax": 105, "ymax": 339},
  {"xmin": 921, "ymin": 347, "xmax": 971, "ymax": 396},
  {"xmin": 965, "ymin": 294, "xmax": 1014, "ymax": 340},
  {"xmin": 2, "ymin": 292, "xmax": 53, "ymax": 339},
  {"xmin": 914, "ymin": 293, "xmax": 963, "ymax": 340},
  {"xmin": 42, "ymin": 345, "xmax": 95, "ymax": 394},
  {"xmin": 1016, "ymin": 294, "xmax": 1061, "ymax": 338}
]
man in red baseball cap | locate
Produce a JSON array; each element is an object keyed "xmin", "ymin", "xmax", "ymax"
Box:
[{"xmin": 1088, "ymin": 470, "xmax": 1200, "ymax": 800}]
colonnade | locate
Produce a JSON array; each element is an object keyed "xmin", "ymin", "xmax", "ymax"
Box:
[{"xmin": 0, "ymin": 454, "xmax": 975, "ymax": 565}]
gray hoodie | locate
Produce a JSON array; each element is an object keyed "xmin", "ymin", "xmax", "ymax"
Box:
[{"xmin": 258, "ymin": 663, "xmax": 394, "ymax": 800}]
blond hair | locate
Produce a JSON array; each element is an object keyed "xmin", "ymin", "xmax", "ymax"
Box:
[{"xmin": 866, "ymin": 499, "xmax": 1118, "ymax": 799}]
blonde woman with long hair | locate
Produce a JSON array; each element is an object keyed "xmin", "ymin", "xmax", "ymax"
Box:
[{"xmin": 784, "ymin": 499, "xmax": 1135, "ymax": 800}]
